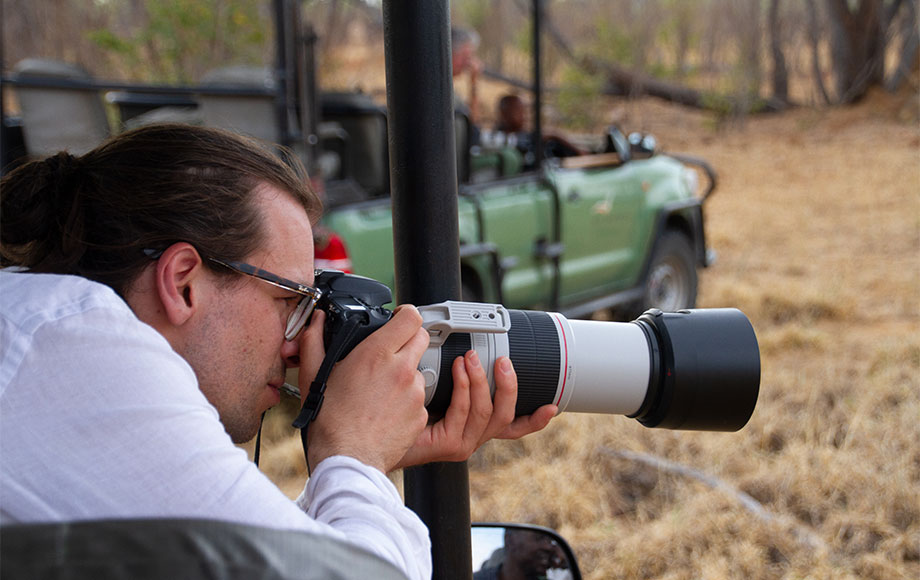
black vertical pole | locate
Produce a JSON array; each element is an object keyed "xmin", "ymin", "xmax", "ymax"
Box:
[
  {"xmin": 382, "ymin": 1, "xmax": 472, "ymax": 579},
  {"xmin": 532, "ymin": 0, "xmax": 544, "ymax": 167},
  {"xmin": 273, "ymin": 0, "xmax": 292, "ymax": 149},
  {"xmin": 299, "ymin": 23, "xmax": 320, "ymax": 171},
  {"xmin": 0, "ymin": 0, "xmax": 7, "ymax": 170}
]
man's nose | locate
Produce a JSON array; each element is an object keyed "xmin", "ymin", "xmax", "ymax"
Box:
[{"xmin": 281, "ymin": 335, "xmax": 301, "ymax": 368}]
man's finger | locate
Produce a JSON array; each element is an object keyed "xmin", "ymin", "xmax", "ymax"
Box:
[
  {"xmin": 474, "ymin": 356, "xmax": 517, "ymax": 445},
  {"xmin": 495, "ymin": 404, "xmax": 558, "ymax": 440},
  {"xmin": 441, "ymin": 355, "xmax": 472, "ymax": 430},
  {"xmin": 359, "ymin": 305, "xmax": 425, "ymax": 356},
  {"xmin": 464, "ymin": 351, "xmax": 494, "ymax": 436},
  {"xmin": 298, "ymin": 309, "xmax": 327, "ymax": 378}
]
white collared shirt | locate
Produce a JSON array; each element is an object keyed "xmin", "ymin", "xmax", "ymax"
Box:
[{"xmin": 0, "ymin": 270, "xmax": 431, "ymax": 579}]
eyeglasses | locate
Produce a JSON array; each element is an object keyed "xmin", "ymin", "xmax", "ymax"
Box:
[{"xmin": 208, "ymin": 258, "xmax": 322, "ymax": 341}]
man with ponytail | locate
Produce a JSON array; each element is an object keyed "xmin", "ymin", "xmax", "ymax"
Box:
[{"xmin": 0, "ymin": 124, "xmax": 554, "ymax": 579}]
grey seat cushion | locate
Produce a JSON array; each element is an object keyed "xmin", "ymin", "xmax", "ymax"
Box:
[{"xmin": 0, "ymin": 518, "xmax": 409, "ymax": 580}]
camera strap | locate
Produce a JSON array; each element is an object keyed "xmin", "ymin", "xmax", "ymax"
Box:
[
  {"xmin": 252, "ymin": 411, "xmax": 266, "ymax": 467},
  {"xmin": 291, "ymin": 316, "xmax": 363, "ymax": 473}
]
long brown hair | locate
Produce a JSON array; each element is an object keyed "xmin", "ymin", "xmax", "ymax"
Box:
[{"xmin": 1, "ymin": 123, "xmax": 321, "ymax": 296}]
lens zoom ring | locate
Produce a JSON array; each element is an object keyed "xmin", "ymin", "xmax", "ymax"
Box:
[{"xmin": 508, "ymin": 310, "xmax": 561, "ymax": 415}]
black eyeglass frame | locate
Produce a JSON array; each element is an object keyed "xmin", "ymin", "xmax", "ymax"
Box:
[
  {"xmin": 142, "ymin": 248, "xmax": 323, "ymax": 341},
  {"xmin": 207, "ymin": 258, "xmax": 323, "ymax": 341}
]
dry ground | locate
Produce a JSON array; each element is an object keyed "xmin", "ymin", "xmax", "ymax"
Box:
[{"xmin": 256, "ymin": 87, "xmax": 919, "ymax": 579}]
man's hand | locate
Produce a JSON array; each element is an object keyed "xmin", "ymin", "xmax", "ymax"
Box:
[
  {"xmin": 297, "ymin": 306, "xmax": 430, "ymax": 473},
  {"xmin": 393, "ymin": 351, "xmax": 557, "ymax": 469}
]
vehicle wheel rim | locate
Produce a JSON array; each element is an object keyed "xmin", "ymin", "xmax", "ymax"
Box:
[{"xmin": 648, "ymin": 261, "xmax": 687, "ymax": 311}]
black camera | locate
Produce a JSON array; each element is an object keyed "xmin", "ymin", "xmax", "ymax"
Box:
[
  {"xmin": 312, "ymin": 271, "xmax": 760, "ymax": 432},
  {"xmin": 313, "ymin": 269, "xmax": 393, "ymax": 359}
]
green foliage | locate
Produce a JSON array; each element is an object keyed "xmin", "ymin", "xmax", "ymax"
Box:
[
  {"xmin": 655, "ymin": 0, "xmax": 703, "ymax": 79},
  {"xmin": 555, "ymin": 64, "xmax": 607, "ymax": 131},
  {"xmin": 551, "ymin": 17, "xmax": 639, "ymax": 131},
  {"xmin": 591, "ymin": 19, "xmax": 635, "ymax": 67},
  {"xmin": 85, "ymin": 28, "xmax": 138, "ymax": 60},
  {"xmin": 454, "ymin": 0, "xmax": 491, "ymax": 33},
  {"xmin": 513, "ymin": 22, "xmax": 533, "ymax": 60},
  {"xmin": 513, "ymin": 18, "xmax": 563, "ymax": 79},
  {"xmin": 87, "ymin": 0, "xmax": 269, "ymax": 83}
]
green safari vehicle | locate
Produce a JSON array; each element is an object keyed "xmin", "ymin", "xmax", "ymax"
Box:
[{"xmin": 315, "ymin": 95, "xmax": 716, "ymax": 320}]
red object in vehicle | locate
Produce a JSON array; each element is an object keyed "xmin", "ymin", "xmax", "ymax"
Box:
[{"xmin": 313, "ymin": 227, "xmax": 353, "ymax": 273}]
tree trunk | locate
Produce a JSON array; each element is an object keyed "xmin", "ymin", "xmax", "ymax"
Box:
[
  {"xmin": 825, "ymin": 0, "xmax": 886, "ymax": 103},
  {"xmin": 738, "ymin": 0, "xmax": 763, "ymax": 97},
  {"xmin": 769, "ymin": 0, "xmax": 789, "ymax": 103},
  {"xmin": 885, "ymin": 0, "xmax": 919, "ymax": 92},
  {"xmin": 807, "ymin": 0, "xmax": 833, "ymax": 104}
]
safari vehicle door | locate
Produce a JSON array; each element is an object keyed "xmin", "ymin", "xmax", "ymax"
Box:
[{"xmin": 457, "ymin": 173, "xmax": 556, "ymax": 308}]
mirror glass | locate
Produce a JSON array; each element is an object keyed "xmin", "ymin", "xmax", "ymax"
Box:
[{"xmin": 471, "ymin": 524, "xmax": 577, "ymax": 580}]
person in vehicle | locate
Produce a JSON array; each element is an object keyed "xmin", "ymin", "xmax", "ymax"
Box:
[
  {"xmin": 0, "ymin": 124, "xmax": 557, "ymax": 580},
  {"xmin": 493, "ymin": 93, "xmax": 584, "ymax": 170},
  {"xmin": 495, "ymin": 94, "xmax": 527, "ymax": 135},
  {"xmin": 451, "ymin": 26, "xmax": 482, "ymax": 126}
]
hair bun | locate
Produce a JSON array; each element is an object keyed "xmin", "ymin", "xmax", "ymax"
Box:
[
  {"xmin": 1, "ymin": 150, "xmax": 89, "ymax": 269},
  {"xmin": 42, "ymin": 151, "xmax": 84, "ymax": 195}
]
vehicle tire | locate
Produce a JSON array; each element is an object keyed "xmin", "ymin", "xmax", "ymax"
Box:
[{"xmin": 641, "ymin": 230, "xmax": 698, "ymax": 313}]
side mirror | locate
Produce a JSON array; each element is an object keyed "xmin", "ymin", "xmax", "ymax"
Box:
[
  {"xmin": 471, "ymin": 523, "xmax": 582, "ymax": 580},
  {"xmin": 603, "ymin": 125, "xmax": 631, "ymax": 162}
]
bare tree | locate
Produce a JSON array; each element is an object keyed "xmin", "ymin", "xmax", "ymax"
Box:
[
  {"xmin": 824, "ymin": 0, "xmax": 886, "ymax": 102},
  {"xmin": 769, "ymin": 0, "xmax": 790, "ymax": 104},
  {"xmin": 736, "ymin": 0, "xmax": 764, "ymax": 97},
  {"xmin": 669, "ymin": 1, "xmax": 698, "ymax": 81},
  {"xmin": 806, "ymin": 0, "xmax": 833, "ymax": 104},
  {"xmin": 541, "ymin": 0, "xmax": 786, "ymax": 113},
  {"xmin": 815, "ymin": 0, "xmax": 918, "ymax": 103},
  {"xmin": 2, "ymin": 2, "xmax": 106, "ymax": 73},
  {"xmin": 885, "ymin": 0, "xmax": 919, "ymax": 91}
]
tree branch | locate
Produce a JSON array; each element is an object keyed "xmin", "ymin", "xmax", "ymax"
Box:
[{"xmin": 599, "ymin": 447, "xmax": 830, "ymax": 553}]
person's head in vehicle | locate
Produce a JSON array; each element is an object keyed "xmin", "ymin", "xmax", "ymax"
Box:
[
  {"xmin": 451, "ymin": 26, "xmax": 481, "ymax": 78},
  {"xmin": 496, "ymin": 94, "xmax": 527, "ymax": 134}
]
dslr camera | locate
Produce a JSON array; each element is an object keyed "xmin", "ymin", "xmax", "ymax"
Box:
[{"xmin": 312, "ymin": 270, "xmax": 760, "ymax": 432}]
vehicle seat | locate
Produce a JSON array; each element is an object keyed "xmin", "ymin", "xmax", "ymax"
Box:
[
  {"xmin": 454, "ymin": 109, "xmax": 471, "ymax": 183},
  {"xmin": 469, "ymin": 146, "xmax": 524, "ymax": 183},
  {"xmin": 197, "ymin": 66, "xmax": 279, "ymax": 143},
  {"xmin": 320, "ymin": 92, "xmax": 389, "ymax": 197},
  {"xmin": 0, "ymin": 518, "xmax": 408, "ymax": 580},
  {"xmin": 11, "ymin": 58, "xmax": 111, "ymax": 157}
]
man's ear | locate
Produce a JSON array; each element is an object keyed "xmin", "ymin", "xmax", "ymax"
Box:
[{"xmin": 155, "ymin": 243, "xmax": 207, "ymax": 327}]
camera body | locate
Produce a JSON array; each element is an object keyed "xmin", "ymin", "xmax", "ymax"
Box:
[{"xmin": 314, "ymin": 270, "xmax": 392, "ymax": 360}]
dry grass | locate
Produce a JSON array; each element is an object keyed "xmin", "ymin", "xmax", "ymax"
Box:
[
  {"xmin": 255, "ymin": 87, "xmax": 919, "ymax": 578},
  {"xmin": 468, "ymin": 88, "xmax": 918, "ymax": 579}
]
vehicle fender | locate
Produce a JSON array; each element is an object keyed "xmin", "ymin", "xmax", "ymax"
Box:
[{"xmin": 645, "ymin": 199, "xmax": 709, "ymax": 276}]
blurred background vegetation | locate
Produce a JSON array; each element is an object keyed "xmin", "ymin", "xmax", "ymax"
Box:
[
  {"xmin": 2, "ymin": 2, "xmax": 917, "ymax": 578},
  {"xmin": 3, "ymin": 0, "xmax": 917, "ymax": 129},
  {"xmin": 2, "ymin": 0, "xmax": 273, "ymax": 83}
]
